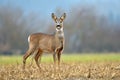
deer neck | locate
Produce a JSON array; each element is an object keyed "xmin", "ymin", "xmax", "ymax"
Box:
[
  {"xmin": 55, "ymin": 30, "xmax": 64, "ymax": 41},
  {"xmin": 54, "ymin": 29, "xmax": 64, "ymax": 48}
]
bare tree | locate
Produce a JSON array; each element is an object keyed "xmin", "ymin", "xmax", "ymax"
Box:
[
  {"xmin": 49, "ymin": 5, "xmax": 120, "ymax": 53},
  {"xmin": 0, "ymin": 6, "xmax": 44, "ymax": 54}
]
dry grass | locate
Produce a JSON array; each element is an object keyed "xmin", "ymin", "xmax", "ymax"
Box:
[
  {"xmin": 0, "ymin": 54, "xmax": 120, "ymax": 80},
  {"xmin": 0, "ymin": 62, "xmax": 120, "ymax": 80}
]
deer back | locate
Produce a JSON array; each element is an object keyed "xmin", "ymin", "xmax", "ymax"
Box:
[{"xmin": 28, "ymin": 33, "xmax": 63, "ymax": 53}]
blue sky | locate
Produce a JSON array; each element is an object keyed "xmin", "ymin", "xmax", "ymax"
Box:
[
  {"xmin": 0, "ymin": 0, "xmax": 120, "ymax": 22},
  {"xmin": 0, "ymin": 0, "xmax": 81, "ymax": 15}
]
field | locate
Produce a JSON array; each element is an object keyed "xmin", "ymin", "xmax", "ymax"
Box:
[{"xmin": 0, "ymin": 53, "xmax": 120, "ymax": 80}]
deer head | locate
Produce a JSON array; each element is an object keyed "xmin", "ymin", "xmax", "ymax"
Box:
[{"xmin": 52, "ymin": 13, "xmax": 66, "ymax": 32}]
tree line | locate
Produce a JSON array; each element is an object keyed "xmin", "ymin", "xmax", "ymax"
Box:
[{"xmin": 0, "ymin": 5, "xmax": 120, "ymax": 55}]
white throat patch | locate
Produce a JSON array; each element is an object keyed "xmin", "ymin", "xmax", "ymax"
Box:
[
  {"xmin": 56, "ymin": 27, "xmax": 63, "ymax": 32},
  {"xmin": 56, "ymin": 27, "xmax": 64, "ymax": 38}
]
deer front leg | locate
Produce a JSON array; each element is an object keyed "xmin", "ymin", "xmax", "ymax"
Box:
[
  {"xmin": 57, "ymin": 46, "xmax": 63, "ymax": 66},
  {"xmin": 53, "ymin": 52, "xmax": 57, "ymax": 65},
  {"xmin": 57, "ymin": 51, "xmax": 61, "ymax": 66}
]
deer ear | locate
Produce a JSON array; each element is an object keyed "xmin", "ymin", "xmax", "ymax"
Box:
[
  {"xmin": 60, "ymin": 13, "xmax": 66, "ymax": 22},
  {"xmin": 52, "ymin": 13, "xmax": 57, "ymax": 22}
]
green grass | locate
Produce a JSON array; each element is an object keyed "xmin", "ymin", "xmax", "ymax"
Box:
[
  {"xmin": 62, "ymin": 53, "xmax": 120, "ymax": 62},
  {"xmin": 0, "ymin": 53, "xmax": 120, "ymax": 65}
]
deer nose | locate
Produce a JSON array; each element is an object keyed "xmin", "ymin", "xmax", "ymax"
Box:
[
  {"xmin": 56, "ymin": 25, "xmax": 61, "ymax": 29},
  {"xmin": 57, "ymin": 25, "xmax": 60, "ymax": 27}
]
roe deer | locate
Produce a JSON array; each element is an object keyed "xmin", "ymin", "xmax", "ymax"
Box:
[{"xmin": 23, "ymin": 13, "xmax": 66, "ymax": 69}]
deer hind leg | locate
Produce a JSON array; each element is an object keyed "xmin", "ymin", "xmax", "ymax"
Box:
[
  {"xmin": 30, "ymin": 50, "xmax": 38, "ymax": 67},
  {"xmin": 34, "ymin": 49, "xmax": 42, "ymax": 69},
  {"xmin": 23, "ymin": 47, "xmax": 35, "ymax": 69}
]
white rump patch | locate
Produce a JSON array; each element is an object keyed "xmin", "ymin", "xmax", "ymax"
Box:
[{"xmin": 28, "ymin": 35, "xmax": 31, "ymax": 42}]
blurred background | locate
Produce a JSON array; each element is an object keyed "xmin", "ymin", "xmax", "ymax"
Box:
[{"xmin": 0, "ymin": 0, "xmax": 120, "ymax": 55}]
